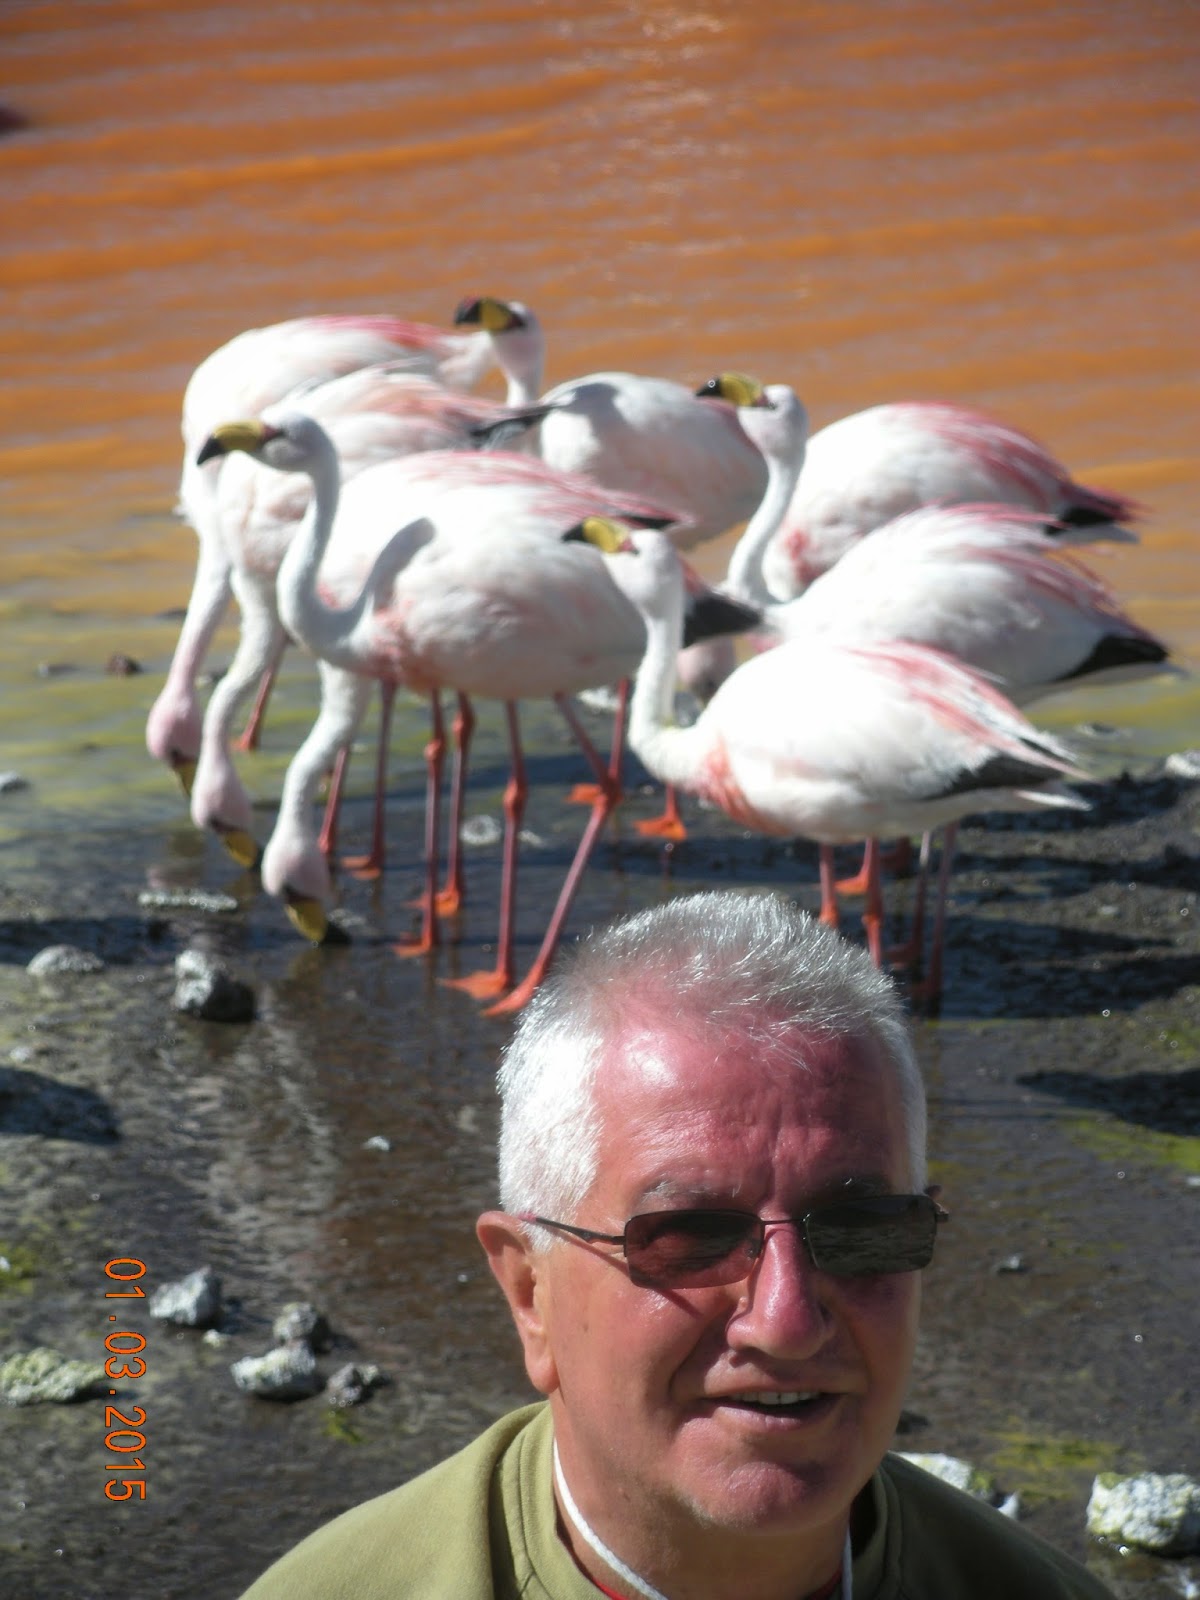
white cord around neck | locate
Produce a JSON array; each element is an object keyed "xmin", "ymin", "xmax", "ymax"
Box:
[{"xmin": 552, "ymin": 1441, "xmax": 853, "ymax": 1600}]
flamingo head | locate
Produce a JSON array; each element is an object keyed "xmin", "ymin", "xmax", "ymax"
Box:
[
  {"xmin": 195, "ymin": 412, "xmax": 333, "ymax": 476},
  {"xmin": 695, "ymin": 370, "xmax": 767, "ymax": 407}
]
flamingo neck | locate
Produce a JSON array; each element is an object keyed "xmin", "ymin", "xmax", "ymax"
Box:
[
  {"xmin": 495, "ymin": 331, "xmax": 545, "ymax": 408},
  {"xmin": 275, "ymin": 438, "xmax": 372, "ymax": 664},
  {"xmin": 626, "ymin": 569, "xmax": 703, "ymax": 791},
  {"xmin": 724, "ymin": 432, "xmax": 805, "ymax": 608}
]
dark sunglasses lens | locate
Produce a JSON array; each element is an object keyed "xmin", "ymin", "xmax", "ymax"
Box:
[
  {"xmin": 625, "ymin": 1210, "xmax": 757, "ymax": 1287},
  {"xmin": 804, "ymin": 1195, "xmax": 937, "ymax": 1276}
]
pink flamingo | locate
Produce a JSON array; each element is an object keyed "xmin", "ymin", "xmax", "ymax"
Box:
[{"xmin": 195, "ymin": 412, "xmax": 689, "ymax": 1009}]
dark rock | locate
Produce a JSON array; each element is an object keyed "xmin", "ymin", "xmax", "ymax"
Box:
[{"xmin": 172, "ymin": 950, "xmax": 256, "ymax": 1023}]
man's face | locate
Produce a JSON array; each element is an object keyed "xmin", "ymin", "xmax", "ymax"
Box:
[{"xmin": 524, "ymin": 1021, "xmax": 921, "ymax": 1553}]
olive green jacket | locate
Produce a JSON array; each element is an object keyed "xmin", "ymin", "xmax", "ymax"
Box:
[{"xmin": 240, "ymin": 1402, "xmax": 1115, "ymax": 1599}]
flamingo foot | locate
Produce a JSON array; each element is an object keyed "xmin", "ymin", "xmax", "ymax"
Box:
[
  {"xmin": 434, "ymin": 885, "xmax": 464, "ymax": 917},
  {"xmin": 391, "ymin": 927, "xmax": 438, "ymax": 958},
  {"xmin": 483, "ymin": 974, "xmax": 542, "ymax": 1017},
  {"xmin": 835, "ymin": 868, "xmax": 870, "ymax": 896},
  {"xmin": 635, "ymin": 812, "xmax": 687, "ymax": 842},
  {"xmin": 343, "ymin": 852, "xmax": 384, "ymax": 881},
  {"xmin": 442, "ymin": 967, "xmax": 511, "ymax": 1001},
  {"xmin": 567, "ymin": 781, "xmax": 606, "ymax": 806}
]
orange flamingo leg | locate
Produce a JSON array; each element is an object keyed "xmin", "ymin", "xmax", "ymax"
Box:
[
  {"xmin": 318, "ymin": 743, "xmax": 351, "ymax": 862},
  {"xmin": 858, "ymin": 838, "xmax": 887, "ymax": 967},
  {"xmin": 392, "ymin": 691, "xmax": 444, "ymax": 959},
  {"xmin": 836, "ymin": 837, "xmax": 914, "ymax": 896},
  {"xmin": 444, "ymin": 702, "xmax": 525, "ymax": 1000},
  {"xmin": 345, "ymin": 682, "xmax": 396, "ymax": 880},
  {"xmin": 484, "ymin": 694, "xmax": 620, "ymax": 1016},
  {"xmin": 567, "ymin": 680, "xmax": 628, "ymax": 807},
  {"xmin": 818, "ymin": 844, "xmax": 841, "ymax": 931},
  {"xmin": 435, "ymin": 692, "xmax": 474, "ymax": 916},
  {"xmin": 234, "ymin": 637, "xmax": 286, "ymax": 753},
  {"xmin": 634, "ymin": 783, "xmax": 688, "ymax": 841}
]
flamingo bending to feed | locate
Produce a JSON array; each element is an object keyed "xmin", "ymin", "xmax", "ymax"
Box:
[
  {"xmin": 196, "ymin": 412, "xmax": 709, "ymax": 1010},
  {"xmin": 452, "ymin": 296, "xmax": 768, "ymax": 547},
  {"xmin": 589, "ymin": 524, "xmax": 1092, "ymax": 1006},
  {"xmin": 694, "ymin": 378, "xmax": 1141, "ymax": 601},
  {"xmin": 150, "ymin": 310, "xmax": 502, "ymax": 791}
]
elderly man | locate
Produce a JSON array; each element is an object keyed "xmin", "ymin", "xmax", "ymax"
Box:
[{"xmin": 242, "ymin": 890, "xmax": 1114, "ymax": 1600}]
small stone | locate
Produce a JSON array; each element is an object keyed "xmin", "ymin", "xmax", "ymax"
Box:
[
  {"xmin": 173, "ymin": 949, "xmax": 256, "ymax": 1023},
  {"xmin": 363, "ymin": 1134, "xmax": 391, "ymax": 1152},
  {"xmin": 1164, "ymin": 750, "xmax": 1200, "ymax": 780},
  {"xmin": 460, "ymin": 814, "xmax": 502, "ymax": 848},
  {"xmin": 27, "ymin": 945, "xmax": 106, "ymax": 977},
  {"xmin": 0, "ymin": 771, "xmax": 30, "ymax": 795},
  {"xmin": 106, "ymin": 654, "xmax": 142, "ymax": 676},
  {"xmin": 0, "ymin": 1348, "xmax": 106, "ymax": 1405},
  {"xmin": 1087, "ymin": 1471, "xmax": 1200, "ymax": 1555},
  {"xmin": 325, "ymin": 1362, "xmax": 388, "ymax": 1409},
  {"xmin": 138, "ymin": 888, "xmax": 239, "ymax": 915},
  {"xmin": 900, "ymin": 1452, "xmax": 997, "ymax": 1500},
  {"xmin": 272, "ymin": 1302, "xmax": 333, "ymax": 1351},
  {"xmin": 231, "ymin": 1344, "xmax": 322, "ymax": 1401},
  {"xmin": 202, "ymin": 1328, "xmax": 231, "ymax": 1348},
  {"xmin": 993, "ymin": 1254, "xmax": 1028, "ymax": 1275},
  {"xmin": 150, "ymin": 1267, "xmax": 222, "ymax": 1329}
]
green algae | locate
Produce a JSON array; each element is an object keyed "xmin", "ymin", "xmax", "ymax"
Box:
[
  {"xmin": 988, "ymin": 1426, "xmax": 1130, "ymax": 1508},
  {"xmin": 321, "ymin": 1407, "xmax": 364, "ymax": 1444},
  {"xmin": 1065, "ymin": 1112, "xmax": 1200, "ymax": 1179},
  {"xmin": 0, "ymin": 1242, "xmax": 39, "ymax": 1295}
]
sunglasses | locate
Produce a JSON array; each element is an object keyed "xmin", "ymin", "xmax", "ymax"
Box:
[{"xmin": 520, "ymin": 1193, "xmax": 947, "ymax": 1289}]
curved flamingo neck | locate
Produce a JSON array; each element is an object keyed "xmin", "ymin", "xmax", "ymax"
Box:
[
  {"xmin": 625, "ymin": 555, "xmax": 704, "ymax": 791},
  {"xmin": 275, "ymin": 433, "xmax": 373, "ymax": 665},
  {"xmin": 724, "ymin": 425, "xmax": 805, "ymax": 608}
]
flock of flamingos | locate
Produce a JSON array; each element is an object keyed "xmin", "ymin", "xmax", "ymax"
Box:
[{"xmin": 145, "ymin": 295, "xmax": 1173, "ymax": 1012}]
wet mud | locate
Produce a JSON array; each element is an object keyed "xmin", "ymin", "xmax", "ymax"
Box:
[{"xmin": 0, "ymin": 701, "xmax": 1197, "ymax": 1600}]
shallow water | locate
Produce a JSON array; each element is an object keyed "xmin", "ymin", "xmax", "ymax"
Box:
[{"xmin": 1, "ymin": 4, "xmax": 1198, "ymax": 1597}]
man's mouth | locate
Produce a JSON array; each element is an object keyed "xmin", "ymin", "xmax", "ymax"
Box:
[{"xmin": 722, "ymin": 1391, "xmax": 825, "ymax": 1411}]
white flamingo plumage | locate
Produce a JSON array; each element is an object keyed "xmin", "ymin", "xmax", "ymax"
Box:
[
  {"xmin": 195, "ymin": 411, "xmax": 689, "ymax": 1010},
  {"xmin": 150, "ymin": 310, "xmax": 501, "ymax": 789},
  {"xmin": 597, "ymin": 525, "xmax": 1092, "ymax": 1005},
  {"xmin": 452, "ymin": 296, "xmax": 768, "ymax": 547}
]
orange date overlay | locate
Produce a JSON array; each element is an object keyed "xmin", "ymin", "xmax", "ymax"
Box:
[{"xmin": 103, "ymin": 1258, "xmax": 148, "ymax": 1501}]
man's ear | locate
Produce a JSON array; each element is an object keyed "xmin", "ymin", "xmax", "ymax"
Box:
[{"xmin": 476, "ymin": 1212, "xmax": 559, "ymax": 1395}]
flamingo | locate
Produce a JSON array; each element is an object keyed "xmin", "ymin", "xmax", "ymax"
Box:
[
  {"xmin": 452, "ymin": 296, "xmax": 768, "ymax": 546},
  {"xmin": 194, "ymin": 411, "xmax": 707, "ymax": 1010},
  {"xmin": 591, "ymin": 523, "xmax": 1092, "ymax": 1006},
  {"xmin": 183, "ymin": 372, "xmax": 553, "ymax": 874},
  {"xmin": 693, "ymin": 378, "xmax": 1140, "ymax": 601},
  {"xmin": 150, "ymin": 310, "xmax": 501, "ymax": 792}
]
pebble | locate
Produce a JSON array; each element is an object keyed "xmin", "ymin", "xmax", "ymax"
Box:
[
  {"xmin": 272, "ymin": 1302, "xmax": 333, "ymax": 1351},
  {"xmin": 1165, "ymin": 749, "xmax": 1200, "ymax": 780},
  {"xmin": 460, "ymin": 814, "xmax": 502, "ymax": 848},
  {"xmin": 363, "ymin": 1134, "xmax": 391, "ymax": 1152},
  {"xmin": 0, "ymin": 1348, "xmax": 106, "ymax": 1405},
  {"xmin": 173, "ymin": 949, "xmax": 256, "ymax": 1023},
  {"xmin": 1087, "ymin": 1471, "xmax": 1200, "ymax": 1555},
  {"xmin": 325, "ymin": 1362, "xmax": 388, "ymax": 1409},
  {"xmin": 150, "ymin": 1267, "xmax": 223, "ymax": 1329},
  {"xmin": 138, "ymin": 888, "xmax": 240, "ymax": 914},
  {"xmin": 27, "ymin": 945, "xmax": 106, "ymax": 977},
  {"xmin": 899, "ymin": 1452, "xmax": 997, "ymax": 1501},
  {"xmin": 0, "ymin": 771, "xmax": 30, "ymax": 794},
  {"xmin": 230, "ymin": 1344, "xmax": 322, "ymax": 1400}
]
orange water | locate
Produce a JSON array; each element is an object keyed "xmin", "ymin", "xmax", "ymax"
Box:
[{"xmin": 1, "ymin": 0, "xmax": 1196, "ymax": 783}]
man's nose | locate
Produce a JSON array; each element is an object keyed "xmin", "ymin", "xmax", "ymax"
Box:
[{"xmin": 725, "ymin": 1219, "xmax": 834, "ymax": 1355}]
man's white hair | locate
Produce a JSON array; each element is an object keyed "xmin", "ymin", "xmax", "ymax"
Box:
[{"xmin": 496, "ymin": 889, "xmax": 925, "ymax": 1222}]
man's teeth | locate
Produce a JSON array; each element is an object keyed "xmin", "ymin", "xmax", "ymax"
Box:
[{"xmin": 732, "ymin": 1391, "xmax": 819, "ymax": 1407}]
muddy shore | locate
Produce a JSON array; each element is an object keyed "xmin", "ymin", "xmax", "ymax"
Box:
[{"xmin": 0, "ymin": 712, "xmax": 1197, "ymax": 1600}]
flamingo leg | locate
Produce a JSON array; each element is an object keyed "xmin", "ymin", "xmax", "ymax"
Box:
[
  {"xmin": 818, "ymin": 844, "xmax": 841, "ymax": 930},
  {"xmin": 885, "ymin": 831, "xmax": 934, "ymax": 971},
  {"xmin": 436, "ymin": 692, "xmax": 475, "ymax": 916},
  {"xmin": 234, "ymin": 633, "xmax": 287, "ymax": 753},
  {"xmin": 635, "ymin": 783, "xmax": 688, "ymax": 842},
  {"xmin": 484, "ymin": 693, "xmax": 620, "ymax": 1016},
  {"xmin": 393, "ymin": 691, "xmax": 444, "ymax": 958},
  {"xmin": 317, "ymin": 743, "xmax": 351, "ymax": 862},
  {"xmin": 906, "ymin": 824, "xmax": 957, "ymax": 1014},
  {"xmin": 568, "ymin": 679, "xmax": 629, "ymax": 807},
  {"xmin": 859, "ymin": 838, "xmax": 886, "ymax": 967},
  {"xmin": 345, "ymin": 681, "xmax": 396, "ymax": 880},
  {"xmin": 443, "ymin": 701, "xmax": 525, "ymax": 1000},
  {"xmin": 837, "ymin": 837, "xmax": 914, "ymax": 896}
]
